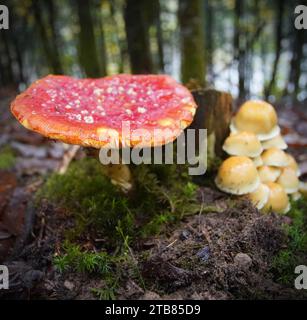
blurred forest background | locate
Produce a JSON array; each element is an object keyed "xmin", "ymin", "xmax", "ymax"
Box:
[{"xmin": 0, "ymin": 0, "xmax": 307, "ymax": 103}]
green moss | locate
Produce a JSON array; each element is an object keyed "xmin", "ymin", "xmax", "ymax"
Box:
[
  {"xmin": 40, "ymin": 158, "xmax": 203, "ymax": 298},
  {"xmin": 36, "ymin": 159, "xmax": 201, "ymax": 244},
  {"xmin": 0, "ymin": 146, "xmax": 16, "ymax": 170},
  {"xmin": 54, "ymin": 240, "xmax": 119, "ymax": 300},
  {"xmin": 53, "ymin": 240, "xmax": 113, "ymax": 274},
  {"xmin": 272, "ymin": 196, "xmax": 307, "ymax": 285}
]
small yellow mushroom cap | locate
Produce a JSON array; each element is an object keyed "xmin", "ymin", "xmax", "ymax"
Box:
[
  {"xmin": 263, "ymin": 182, "xmax": 290, "ymax": 214},
  {"xmin": 299, "ymin": 181, "xmax": 307, "ymax": 196},
  {"xmin": 247, "ymin": 183, "xmax": 270, "ymax": 210},
  {"xmin": 251, "ymin": 155, "xmax": 263, "ymax": 167},
  {"xmin": 277, "ymin": 167, "xmax": 299, "ymax": 194},
  {"xmin": 230, "ymin": 100, "xmax": 280, "ymax": 141},
  {"xmin": 258, "ymin": 165, "xmax": 281, "ymax": 183},
  {"xmin": 261, "ymin": 148, "xmax": 289, "ymax": 167},
  {"xmin": 262, "ymin": 134, "xmax": 287, "ymax": 150},
  {"xmin": 222, "ymin": 131, "xmax": 263, "ymax": 157},
  {"xmin": 291, "ymin": 192, "xmax": 301, "ymax": 201},
  {"xmin": 285, "ymin": 153, "xmax": 300, "ymax": 176},
  {"xmin": 215, "ymin": 156, "xmax": 260, "ymax": 195}
]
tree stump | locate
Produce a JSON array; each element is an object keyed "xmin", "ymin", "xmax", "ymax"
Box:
[{"xmin": 189, "ymin": 88, "xmax": 233, "ymax": 170}]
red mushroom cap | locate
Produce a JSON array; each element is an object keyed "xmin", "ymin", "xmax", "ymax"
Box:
[{"xmin": 11, "ymin": 74, "xmax": 197, "ymax": 148}]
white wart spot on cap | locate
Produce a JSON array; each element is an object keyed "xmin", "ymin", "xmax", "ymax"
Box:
[
  {"xmin": 84, "ymin": 115, "xmax": 94, "ymax": 124},
  {"xmin": 137, "ymin": 107, "xmax": 146, "ymax": 114}
]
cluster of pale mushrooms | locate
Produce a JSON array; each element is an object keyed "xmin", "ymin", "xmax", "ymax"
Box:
[{"xmin": 215, "ymin": 100, "xmax": 304, "ymax": 214}]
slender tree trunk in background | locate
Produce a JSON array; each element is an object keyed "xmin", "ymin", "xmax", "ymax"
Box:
[
  {"xmin": 234, "ymin": 0, "xmax": 246, "ymax": 100},
  {"xmin": 95, "ymin": 1, "xmax": 107, "ymax": 76},
  {"xmin": 31, "ymin": 1, "xmax": 62, "ymax": 74},
  {"xmin": 284, "ymin": 28, "xmax": 306, "ymax": 99},
  {"xmin": 0, "ymin": 31, "xmax": 14, "ymax": 85},
  {"xmin": 45, "ymin": 0, "xmax": 63, "ymax": 74},
  {"xmin": 109, "ymin": 0, "xmax": 125, "ymax": 73},
  {"xmin": 76, "ymin": 0, "xmax": 101, "ymax": 77},
  {"xmin": 124, "ymin": 0, "xmax": 153, "ymax": 74},
  {"xmin": 178, "ymin": 0, "xmax": 206, "ymax": 85},
  {"xmin": 205, "ymin": 0, "xmax": 213, "ymax": 82},
  {"xmin": 98, "ymin": 19, "xmax": 107, "ymax": 76},
  {"xmin": 12, "ymin": 37, "xmax": 24, "ymax": 84},
  {"xmin": 265, "ymin": 0, "xmax": 283, "ymax": 99},
  {"xmin": 152, "ymin": 0, "xmax": 164, "ymax": 72}
]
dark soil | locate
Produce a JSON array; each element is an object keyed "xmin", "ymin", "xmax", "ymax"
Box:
[{"xmin": 1, "ymin": 188, "xmax": 305, "ymax": 300}]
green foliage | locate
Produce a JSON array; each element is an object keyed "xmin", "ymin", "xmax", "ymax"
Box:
[
  {"xmin": 53, "ymin": 240, "xmax": 112, "ymax": 274},
  {"xmin": 54, "ymin": 240, "xmax": 118, "ymax": 300},
  {"xmin": 91, "ymin": 278, "xmax": 117, "ymax": 300},
  {"xmin": 272, "ymin": 196, "xmax": 307, "ymax": 285},
  {"xmin": 36, "ymin": 159, "xmax": 201, "ymax": 244},
  {"xmin": 0, "ymin": 146, "xmax": 16, "ymax": 170},
  {"xmin": 40, "ymin": 158, "xmax": 202, "ymax": 298}
]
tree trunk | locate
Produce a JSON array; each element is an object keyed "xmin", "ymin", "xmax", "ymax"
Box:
[
  {"xmin": 109, "ymin": 0, "xmax": 125, "ymax": 73},
  {"xmin": 45, "ymin": 0, "xmax": 63, "ymax": 74},
  {"xmin": 31, "ymin": 1, "xmax": 62, "ymax": 74},
  {"xmin": 96, "ymin": 1, "xmax": 107, "ymax": 76},
  {"xmin": 76, "ymin": 0, "xmax": 101, "ymax": 77},
  {"xmin": 189, "ymin": 89, "xmax": 233, "ymax": 169},
  {"xmin": 124, "ymin": 0, "xmax": 153, "ymax": 74},
  {"xmin": 178, "ymin": 0, "xmax": 206, "ymax": 85},
  {"xmin": 284, "ymin": 29, "xmax": 306, "ymax": 99},
  {"xmin": 153, "ymin": 0, "xmax": 164, "ymax": 72},
  {"xmin": 0, "ymin": 31, "xmax": 14, "ymax": 85},
  {"xmin": 265, "ymin": 0, "xmax": 284, "ymax": 99},
  {"xmin": 205, "ymin": 0, "xmax": 214, "ymax": 82},
  {"xmin": 234, "ymin": 0, "xmax": 245, "ymax": 100}
]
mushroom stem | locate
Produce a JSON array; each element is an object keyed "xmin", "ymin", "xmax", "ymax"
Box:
[{"xmin": 85, "ymin": 148, "xmax": 134, "ymax": 193}]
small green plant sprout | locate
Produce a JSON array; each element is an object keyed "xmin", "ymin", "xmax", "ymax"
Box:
[
  {"xmin": 53, "ymin": 241, "xmax": 112, "ymax": 275},
  {"xmin": 0, "ymin": 146, "xmax": 16, "ymax": 170}
]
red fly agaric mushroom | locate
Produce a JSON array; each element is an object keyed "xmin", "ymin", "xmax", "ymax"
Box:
[
  {"xmin": 222, "ymin": 131, "xmax": 263, "ymax": 157},
  {"xmin": 215, "ymin": 156, "xmax": 260, "ymax": 195},
  {"xmin": 10, "ymin": 74, "xmax": 197, "ymax": 191},
  {"xmin": 230, "ymin": 100, "xmax": 280, "ymax": 141}
]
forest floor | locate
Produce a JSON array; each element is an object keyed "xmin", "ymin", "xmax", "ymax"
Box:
[{"xmin": 1, "ymin": 88, "xmax": 307, "ymax": 300}]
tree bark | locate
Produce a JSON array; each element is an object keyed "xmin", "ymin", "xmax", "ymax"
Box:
[
  {"xmin": 109, "ymin": 0, "xmax": 125, "ymax": 73},
  {"xmin": 45, "ymin": 0, "xmax": 63, "ymax": 74},
  {"xmin": 152, "ymin": 0, "xmax": 164, "ymax": 72},
  {"xmin": 31, "ymin": 0, "xmax": 62, "ymax": 74},
  {"xmin": 234, "ymin": 0, "xmax": 245, "ymax": 100},
  {"xmin": 265, "ymin": 0, "xmax": 284, "ymax": 99},
  {"xmin": 205, "ymin": 0, "xmax": 214, "ymax": 82},
  {"xmin": 76, "ymin": 0, "xmax": 101, "ymax": 77},
  {"xmin": 96, "ymin": 1, "xmax": 107, "ymax": 76},
  {"xmin": 0, "ymin": 31, "xmax": 14, "ymax": 85},
  {"xmin": 189, "ymin": 89, "xmax": 233, "ymax": 168},
  {"xmin": 124, "ymin": 0, "xmax": 153, "ymax": 74},
  {"xmin": 178, "ymin": 0, "xmax": 206, "ymax": 85},
  {"xmin": 284, "ymin": 29, "xmax": 306, "ymax": 99}
]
